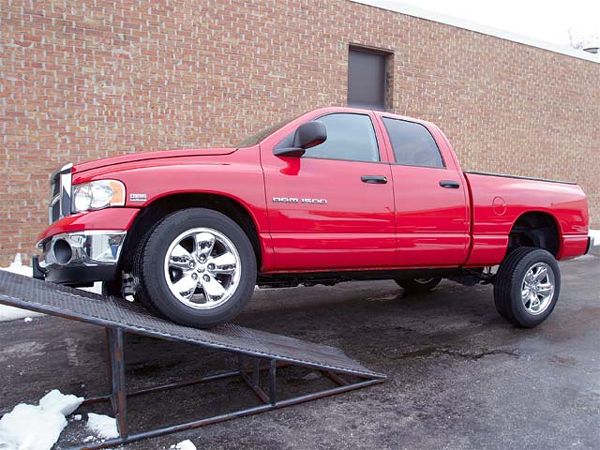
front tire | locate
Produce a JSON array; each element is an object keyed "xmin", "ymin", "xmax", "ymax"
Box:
[
  {"xmin": 136, "ymin": 208, "xmax": 257, "ymax": 328},
  {"xmin": 493, "ymin": 247, "xmax": 560, "ymax": 328},
  {"xmin": 102, "ymin": 279, "xmax": 122, "ymax": 298}
]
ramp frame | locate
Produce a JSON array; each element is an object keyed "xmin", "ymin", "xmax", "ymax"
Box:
[
  {"xmin": 80, "ymin": 327, "xmax": 382, "ymax": 449},
  {"xmin": 0, "ymin": 271, "xmax": 385, "ymax": 449}
]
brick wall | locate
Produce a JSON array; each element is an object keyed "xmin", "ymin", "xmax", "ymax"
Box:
[{"xmin": 1, "ymin": 0, "xmax": 599, "ymax": 265}]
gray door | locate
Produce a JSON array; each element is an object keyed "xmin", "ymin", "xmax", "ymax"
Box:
[{"xmin": 348, "ymin": 47, "xmax": 387, "ymax": 110}]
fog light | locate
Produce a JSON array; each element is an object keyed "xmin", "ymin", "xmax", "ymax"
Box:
[{"xmin": 52, "ymin": 238, "xmax": 73, "ymax": 265}]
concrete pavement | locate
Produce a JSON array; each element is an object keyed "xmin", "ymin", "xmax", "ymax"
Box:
[{"xmin": 1, "ymin": 256, "xmax": 598, "ymax": 449}]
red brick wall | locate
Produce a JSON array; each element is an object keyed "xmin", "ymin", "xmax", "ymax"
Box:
[{"xmin": 1, "ymin": 0, "xmax": 599, "ymax": 265}]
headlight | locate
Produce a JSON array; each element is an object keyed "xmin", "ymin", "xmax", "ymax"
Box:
[{"xmin": 72, "ymin": 180, "xmax": 126, "ymax": 213}]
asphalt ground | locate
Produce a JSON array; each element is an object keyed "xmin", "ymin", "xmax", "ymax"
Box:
[{"xmin": 1, "ymin": 256, "xmax": 599, "ymax": 449}]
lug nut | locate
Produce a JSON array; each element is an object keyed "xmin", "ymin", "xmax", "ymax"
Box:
[
  {"xmin": 207, "ymin": 263, "xmax": 215, "ymax": 270},
  {"xmin": 203, "ymin": 275, "xmax": 211, "ymax": 282},
  {"xmin": 192, "ymin": 273, "xmax": 198, "ymax": 280}
]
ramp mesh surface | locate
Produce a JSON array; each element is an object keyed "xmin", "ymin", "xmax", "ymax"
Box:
[{"xmin": 0, "ymin": 271, "xmax": 383, "ymax": 378}]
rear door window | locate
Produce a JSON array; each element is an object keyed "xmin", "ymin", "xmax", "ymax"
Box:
[{"xmin": 383, "ymin": 118, "xmax": 444, "ymax": 168}]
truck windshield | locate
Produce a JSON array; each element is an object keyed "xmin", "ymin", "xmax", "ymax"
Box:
[{"xmin": 237, "ymin": 113, "xmax": 302, "ymax": 148}]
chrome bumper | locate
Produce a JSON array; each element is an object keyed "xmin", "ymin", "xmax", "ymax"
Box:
[
  {"xmin": 36, "ymin": 231, "xmax": 126, "ymax": 285},
  {"xmin": 587, "ymin": 231, "xmax": 600, "ymax": 256}
]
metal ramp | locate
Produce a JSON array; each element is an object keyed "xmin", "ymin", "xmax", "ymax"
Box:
[{"xmin": 0, "ymin": 270, "xmax": 385, "ymax": 449}]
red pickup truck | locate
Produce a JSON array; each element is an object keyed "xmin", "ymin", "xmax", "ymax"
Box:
[{"xmin": 34, "ymin": 107, "xmax": 594, "ymax": 329}]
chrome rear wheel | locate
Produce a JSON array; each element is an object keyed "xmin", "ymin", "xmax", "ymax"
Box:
[
  {"xmin": 520, "ymin": 262, "xmax": 555, "ymax": 315},
  {"xmin": 493, "ymin": 247, "xmax": 561, "ymax": 328}
]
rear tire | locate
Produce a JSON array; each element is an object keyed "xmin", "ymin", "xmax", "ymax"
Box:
[
  {"xmin": 135, "ymin": 208, "xmax": 257, "ymax": 328},
  {"xmin": 493, "ymin": 247, "xmax": 560, "ymax": 328},
  {"xmin": 395, "ymin": 277, "xmax": 442, "ymax": 294}
]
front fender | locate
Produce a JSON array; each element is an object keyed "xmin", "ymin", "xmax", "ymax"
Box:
[
  {"xmin": 37, "ymin": 208, "xmax": 140, "ymax": 243},
  {"xmin": 71, "ymin": 151, "xmax": 273, "ymax": 270}
]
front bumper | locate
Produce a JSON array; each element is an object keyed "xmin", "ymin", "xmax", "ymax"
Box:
[
  {"xmin": 34, "ymin": 231, "xmax": 126, "ymax": 286},
  {"xmin": 587, "ymin": 231, "xmax": 600, "ymax": 256}
]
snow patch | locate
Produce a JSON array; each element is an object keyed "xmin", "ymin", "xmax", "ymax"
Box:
[
  {"xmin": 0, "ymin": 254, "xmax": 103, "ymax": 322},
  {"xmin": 170, "ymin": 440, "xmax": 197, "ymax": 450},
  {"xmin": 82, "ymin": 281, "xmax": 103, "ymax": 295},
  {"xmin": 38, "ymin": 389, "xmax": 82, "ymax": 416},
  {"xmin": 1, "ymin": 254, "xmax": 31, "ymax": 277},
  {"xmin": 590, "ymin": 229, "xmax": 600, "ymax": 245},
  {"xmin": 0, "ymin": 255, "xmax": 45, "ymax": 322},
  {"xmin": 580, "ymin": 229, "xmax": 600, "ymax": 257},
  {"xmin": 86, "ymin": 413, "xmax": 119, "ymax": 439},
  {"xmin": 0, "ymin": 389, "xmax": 83, "ymax": 450},
  {"xmin": 0, "ymin": 304, "xmax": 41, "ymax": 322},
  {"xmin": 0, "ymin": 403, "xmax": 65, "ymax": 450}
]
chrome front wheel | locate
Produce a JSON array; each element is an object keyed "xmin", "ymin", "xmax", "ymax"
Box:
[
  {"xmin": 136, "ymin": 208, "xmax": 257, "ymax": 328},
  {"xmin": 164, "ymin": 228, "xmax": 242, "ymax": 310}
]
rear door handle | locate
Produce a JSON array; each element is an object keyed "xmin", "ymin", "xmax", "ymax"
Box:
[
  {"xmin": 361, "ymin": 175, "xmax": 388, "ymax": 184},
  {"xmin": 439, "ymin": 180, "xmax": 460, "ymax": 189}
]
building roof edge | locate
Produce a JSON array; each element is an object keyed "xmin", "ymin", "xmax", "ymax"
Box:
[{"xmin": 350, "ymin": 0, "xmax": 600, "ymax": 64}]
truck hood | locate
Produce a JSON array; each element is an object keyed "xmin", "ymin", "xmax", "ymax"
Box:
[{"xmin": 73, "ymin": 147, "xmax": 237, "ymax": 174}]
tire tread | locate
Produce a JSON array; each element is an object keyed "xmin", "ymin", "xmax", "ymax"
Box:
[
  {"xmin": 494, "ymin": 247, "xmax": 560, "ymax": 328},
  {"xmin": 134, "ymin": 208, "xmax": 256, "ymax": 328}
]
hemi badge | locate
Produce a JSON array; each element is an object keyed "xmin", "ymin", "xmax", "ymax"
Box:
[{"xmin": 129, "ymin": 193, "xmax": 147, "ymax": 202}]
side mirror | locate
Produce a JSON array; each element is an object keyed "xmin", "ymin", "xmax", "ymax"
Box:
[{"xmin": 273, "ymin": 121, "xmax": 327, "ymax": 157}]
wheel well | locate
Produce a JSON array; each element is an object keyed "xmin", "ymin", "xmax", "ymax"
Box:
[
  {"xmin": 508, "ymin": 212, "xmax": 560, "ymax": 257},
  {"xmin": 120, "ymin": 194, "xmax": 262, "ymax": 270}
]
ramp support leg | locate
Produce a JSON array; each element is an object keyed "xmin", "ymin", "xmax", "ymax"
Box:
[
  {"xmin": 237, "ymin": 357, "xmax": 277, "ymax": 406},
  {"xmin": 268, "ymin": 359, "xmax": 277, "ymax": 405},
  {"xmin": 107, "ymin": 327, "xmax": 128, "ymax": 438},
  {"xmin": 239, "ymin": 356, "xmax": 271, "ymax": 404}
]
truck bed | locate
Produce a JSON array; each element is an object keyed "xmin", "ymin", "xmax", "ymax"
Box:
[
  {"xmin": 465, "ymin": 171, "xmax": 577, "ymax": 186},
  {"xmin": 463, "ymin": 171, "xmax": 589, "ymax": 266}
]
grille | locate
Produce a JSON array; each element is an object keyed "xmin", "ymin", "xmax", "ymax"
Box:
[
  {"xmin": 50, "ymin": 172, "xmax": 60, "ymax": 197},
  {"xmin": 50, "ymin": 201, "xmax": 60, "ymax": 223},
  {"xmin": 48, "ymin": 163, "xmax": 73, "ymax": 224},
  {"xmin": 49, "ymin": 172, "xmax": 60, "ymax": 223}
]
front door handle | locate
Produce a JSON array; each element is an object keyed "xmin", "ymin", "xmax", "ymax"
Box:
[
  {"xmin": 439, "ymin": 180, "xmax": 460, "ymax": 189},
  {"xmin": 361, "ymin": 175, "xmax": 388, "ymax": 184}
]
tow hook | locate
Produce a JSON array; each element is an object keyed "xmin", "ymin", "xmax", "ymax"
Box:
[{"xmin": 121, "ymin": 272, "xmax": 138, "ymax": 297}]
